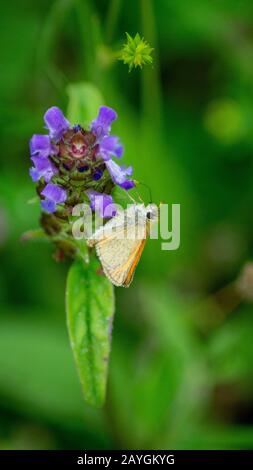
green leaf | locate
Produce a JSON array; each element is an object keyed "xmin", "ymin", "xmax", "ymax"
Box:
[
  {"xmin": 66, "ymin": 256, "xmax": 114, "ymax": 407},
  {"xmin": 20, "ymin": 228, "xmax": 48, "ymax": 242},
  {"xmin": 66, "ymin": 82, "xmax": 104, "ymax": 128}
]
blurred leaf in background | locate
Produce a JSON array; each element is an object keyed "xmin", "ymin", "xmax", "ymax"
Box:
[{"xmin": 66, "ymin": 82, "xmax": 104, "ymax": 127}]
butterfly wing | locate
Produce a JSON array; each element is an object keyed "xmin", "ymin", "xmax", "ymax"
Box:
[
  {"xmin": 87, "ymin": 209, "xmax": 127, "ymax": 248},
  {"xmin": 88, "ymin": 206, "xmax": 147, "ymax": 287},
  {"xmin": 96, "ymin": 233, "xmax": 146, "ymax": 287}
]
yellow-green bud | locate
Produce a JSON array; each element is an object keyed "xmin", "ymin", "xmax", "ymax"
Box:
[{"xmin": 119, "ymin": 33, "xmax": 154, "ymax": 72}]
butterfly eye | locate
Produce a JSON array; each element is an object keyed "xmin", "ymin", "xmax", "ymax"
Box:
[{"xmin": 146, "ymin": 211, "xmax": 152, "ymax": 220}]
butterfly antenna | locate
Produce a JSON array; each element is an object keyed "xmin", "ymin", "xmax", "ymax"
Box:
[
  {"xmin": 126, "ymin": 190, "xmax": 136, "ymax": 204},
  {"xmin": 135, "ymin": 190, "xmax": 144, "ymax": 203},
  {"xmin": 135, "ymin": 181, "xmax": 153, "ymax": 203}
]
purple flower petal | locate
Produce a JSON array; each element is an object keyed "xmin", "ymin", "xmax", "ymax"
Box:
[
  {"xmin": 91, "ymin": 106, "xmax": 117, "ymax": 141},
  {"xmin": 98, "ymin": 135, "xmax": 123, "ymax": 161},
  {"xmin": 78, "ymin": 165, "xmax": 89, "ymax": 173},
  {"xmin": 40, "ymin": 183, "xmax": 67, "ymax": 213},
  {"xmin": 93, "ymin": 168, "xmax": 103, "ymax": 181},
  {"xmin": 120, "ymin": 180, "xmax": 135, "ymax": 190},
  {"xmin": 41, "ymin": 183, "xmax": 67, "ymax": 203},
  {"xmin": 29, "ymin": 156, "xmax": 58, "ymax": 183},
  {"xmin": 120, "ymin": 165, "xmax": 133, "ymax": 176},
  {"xmin": 41, "ymin": 199, "xmax": 57, "ymax": 213},
  {"xmin": 30, "ymin": 134, "xmax": 54, "ymax": 158},
  {"xmin": 105, "ymin": 159, "xmax": 134, "ymax": 189},
  {"xmin": 29, "ymin": 167, "xmax": 40, "ymax": 182},
  {"xmin": 44, "ymin": 106, "xmax": 69, "ymax": 142},
  {"xmin": 86, "ymin": 190, "xmax": 116, "ymax": 218}
]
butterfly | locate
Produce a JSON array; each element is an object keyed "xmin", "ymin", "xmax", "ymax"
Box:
[{"xmin": 87, "ymin": 203, "xmax": 158, "ymax": 287}]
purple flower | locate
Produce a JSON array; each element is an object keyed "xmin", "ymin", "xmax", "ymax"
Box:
[
  {"xmin": 30, "ymin": 134, "xmax": 55, "ymax": 158},
  {"xmin": 44, "ymin": 106, "xmax": 69, "ymax": 142},
  {"xmin": 41, "ymin": 183, "xmax": 67, "ymax": 213},
  {"xmin": 40, "ymin": 199, "xmax": 57, "ymax": 213},
  {"xmin": 29, "ymin": 104, "xmax": 135, "ymax": 222},
  {"xmin": 105, "ymin": 160, "xmax": 135, "ymax": 190},
  {"xmin": 91, "ymin": 106, "xmax": 117, "ymax": 141},
  {"xmin": 120, "ymin": 179, "xmax": 135, "ymax": 190},
  {"xmin": 93, "ymin": 168, "xmax": 103, "ymax": 181},
  {"xmin": 98, "ymin": 135, "xmax": 123, "ymax": 161},
  {"xmin": 78, "ymin": 165, "xmax": 89, "ymax": 173},
  {"xmin": 86, "ymin": 190, "xmax": 117, "ymax": 218},
  {"xmin": 29, "ymin": 156, "xmax": 57, "ymax": 183}
]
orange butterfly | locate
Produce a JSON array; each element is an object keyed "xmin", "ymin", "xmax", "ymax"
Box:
[{"xmin": 88, "ymin": 204, "xmax": 158, "ymax": 287}]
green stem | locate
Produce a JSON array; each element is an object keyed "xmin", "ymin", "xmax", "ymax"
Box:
[
  {"xmin": 105, "ymin": 0, "xmax": 122, "ymax": 44},
  {"xmin": 37, "ymin": 0, "xmax": 73, "ymax": 67},
  {"xmin": 36, "ymin": 0, "xmax": 74, "ymax": 93},
  {"xmin": 75, "ymin": 0, "xmax": 98, "ymax": 82},
  {"xmin": 139, "ymin": 0, "xmax": 162, "ymax": 125}
]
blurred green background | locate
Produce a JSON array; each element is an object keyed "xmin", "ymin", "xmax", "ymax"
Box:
[{"xmin": 1, "ymin": 0, "xmax": 253, "ymax": 450}]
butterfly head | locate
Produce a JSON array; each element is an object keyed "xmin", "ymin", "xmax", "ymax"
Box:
[{"xmin": 145, "ymin": 203, "xmax": 159, "ymax": 222}]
